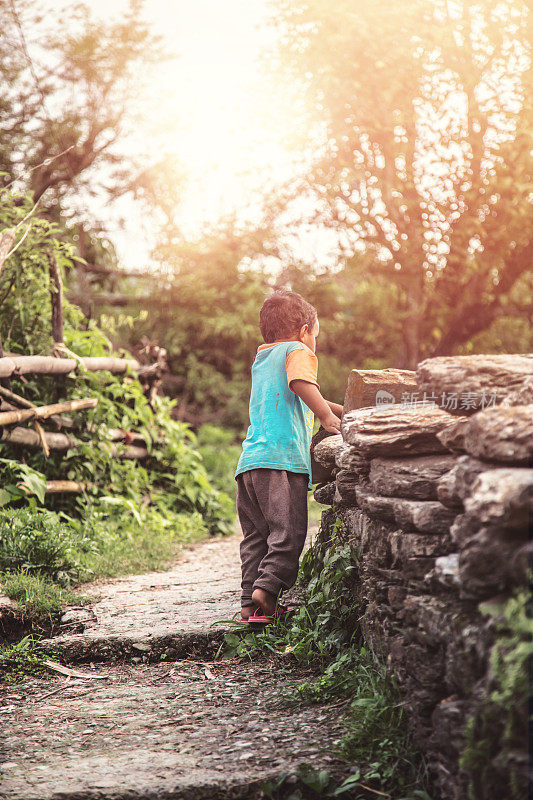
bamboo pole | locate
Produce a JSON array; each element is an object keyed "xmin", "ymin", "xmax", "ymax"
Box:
[
  {"xmin": 1, "ymin": 426, "xmax": 148, "ymax": 459},
  {"xmin": 0, "ymin": 398, "xmax": 98, "ymax": 426},
  {"xmin": 0, "ymin": 355, "xmax": 140, "ymax": 378},
  {"xmin": 0, "ymin": 385, "xmax": 34, "ymax": 408},
  {"xmin": 105, "ymin": 428, "xmax": 147, "ymax": 444},
  {"xmin": 1, "ymin": 426, "xmax": 73, "ymax": 450},
  {"xmin": 32, "ymin": 420, "xmax": 50, "ymax": 457},
  {"xmin": 44, "ymin": 480, "xmax": 86, "ymax": 493},
  {"xmin": 109, "ymin": 443, "xmax": 149, "ymax": 460},
  {"xmin": 81, "ymin": 357, "xmax": 140, "ymax": 373},
  {"xmin": 18, "ymin": 480, "xmax": 87, "ymax": 494}
]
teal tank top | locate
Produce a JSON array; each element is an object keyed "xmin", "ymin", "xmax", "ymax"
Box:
[{"xmin": 235, "ymin": 341, "xmax": 314, "ymax": 490}]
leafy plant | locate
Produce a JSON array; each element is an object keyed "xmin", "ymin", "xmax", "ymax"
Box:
[
  {"xmin": 459, "ymin": 588, "xmax": 532, "ymax": 800},
  {"xmin": 0, "ymin": 459, "xmax": 47, "ymax": 506}
]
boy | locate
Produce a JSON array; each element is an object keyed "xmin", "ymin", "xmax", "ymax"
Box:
[{"xmin": 234, "ymin": 289, "xmax": 343, "ymax": 623}]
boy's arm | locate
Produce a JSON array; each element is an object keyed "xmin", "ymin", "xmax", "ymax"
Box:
[
  {"xmin": 290, "ymin": 380, "xmax": 341, "ymax": 434},
  {"xmin": 326, "ymin": 400, "xmax": 343, "ymax": 417}
]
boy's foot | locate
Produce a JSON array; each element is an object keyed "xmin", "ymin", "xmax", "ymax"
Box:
[
  {"xmin": 251, "ymin": 587, "xmax": 276, "ymax": 617},
  {"xmin": 240, "ymin": 604, "xmax": 258, "ymax": 621}
]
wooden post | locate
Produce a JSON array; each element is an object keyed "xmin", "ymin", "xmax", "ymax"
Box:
[{"xmin": 47, "ymin": 251, "xmax": 64, "ymax": 346}]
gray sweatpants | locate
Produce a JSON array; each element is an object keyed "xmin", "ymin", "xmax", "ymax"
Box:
[{"xmin": 236, "ymin": 468, "xmax": 309, "ymax": 607}]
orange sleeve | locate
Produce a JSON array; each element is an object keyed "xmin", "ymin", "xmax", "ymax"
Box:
[{"xmin": 286, "ymin": 348, "xmax": 319, "ymax": 391}]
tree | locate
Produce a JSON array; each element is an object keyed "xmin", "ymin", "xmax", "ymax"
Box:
[
  {"xmin": 274, "ymin": 0, "xmax": 533, "ymax": 367},
  {"xmin": 0, "ymin": 0, "xmax": 177, "ymax": 216}
]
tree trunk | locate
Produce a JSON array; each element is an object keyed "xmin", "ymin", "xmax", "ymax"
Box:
[{"xmin": 0, "ymin": 229, "xmax": 16, "ymax": 271}]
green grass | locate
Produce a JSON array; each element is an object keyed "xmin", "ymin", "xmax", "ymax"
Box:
[
  {"xmin": 76, "ymin": 504, "xmax": 211, "ymax": 578},
  {"xmin": 1, "ymin": 571, "xmax": 90, "ymax": 623},
  {"xmin": 308, "ymin": 495, "xmax": 324, "ymax": 528},
  {"xmin": 197, "ymin": 423, "xmax": 241, "ymax": 501}
]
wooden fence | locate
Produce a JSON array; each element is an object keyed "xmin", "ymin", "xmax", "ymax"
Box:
[{"xmin": 0, "ymin": 239, "xmax": 165, "ymax": 494}]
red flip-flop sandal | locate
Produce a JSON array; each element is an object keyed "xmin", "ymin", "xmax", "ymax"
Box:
[
  {"xmin": 245, "ymin": 604, "xmax": 300, "ymax": 625},
  {"xmin": 246, "ymin": 608, "xmax": 274, "ymax": 625}
]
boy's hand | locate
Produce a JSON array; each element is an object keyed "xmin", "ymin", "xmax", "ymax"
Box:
[{"xmin": 320, "ymin": 411, "xmax": 341, "ymax": 434}]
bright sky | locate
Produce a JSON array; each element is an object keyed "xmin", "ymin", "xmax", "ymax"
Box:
[{"xmin": 34, "ymin": 0, "xmax": 311, "ymax": 268}]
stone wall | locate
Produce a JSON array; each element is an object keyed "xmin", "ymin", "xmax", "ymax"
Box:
[{"xmin": 312, "ymin": 354, "xmax": 532, "ymax": 800}]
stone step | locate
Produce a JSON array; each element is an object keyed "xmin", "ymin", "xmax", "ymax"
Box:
[
  {"xmin": 40, "ymin": 627, "xmax": 230, "ymax": 664},
  {"xmin": 38, "ymin": 535, "xmax": 242, "ymax": 664}
]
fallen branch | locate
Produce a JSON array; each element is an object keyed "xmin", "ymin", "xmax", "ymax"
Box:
[{"xmin": 43, "ymin": 659, "xmax": 107, "ymax": 679}]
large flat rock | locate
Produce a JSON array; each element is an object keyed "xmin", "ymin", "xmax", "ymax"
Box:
[
  {"xmin": 368, "ymin": 454, "xmax": 457, "ymax": 500},
  {"xmin": 416, "ymin": 354, "xmax": 533, "ymax": 414},
  {"xmin": 437, "ymin": 405, "xmax": 533, "ymax": 464},
  {"xmin": 343, "ymin": 367, "xmax": 417, "ymax": 412},
  {"xmin": 342, "ymin": 405, "xmax": 463, "ymax": 457}
]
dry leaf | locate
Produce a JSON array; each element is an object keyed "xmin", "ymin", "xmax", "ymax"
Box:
[{"xmin": 43, "ymin": 659, "xmax": 107, "ymax": 679}]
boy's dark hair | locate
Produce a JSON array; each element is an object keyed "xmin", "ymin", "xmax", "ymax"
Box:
[{"xmin": 259, "ymin": 289, "xmax": 317, "ymax": 343}]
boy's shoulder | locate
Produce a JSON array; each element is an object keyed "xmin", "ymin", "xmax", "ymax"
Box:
[{"xmin": 256, "ymin": 340, "xmax": 313, "ymax": 356}]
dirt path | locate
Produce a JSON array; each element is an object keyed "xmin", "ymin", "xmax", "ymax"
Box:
[{"xmin": 1, "ymin": 525, "xmax": 352, "ymax": 799}]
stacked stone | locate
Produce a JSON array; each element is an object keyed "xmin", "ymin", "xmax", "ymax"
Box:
[{"xmin": 312, "ymin": 354, "xmax": 532, "ymax": 800}]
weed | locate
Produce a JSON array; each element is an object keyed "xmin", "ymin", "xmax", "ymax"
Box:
[
  {"xmin": 0, "ymin": 635, "xmax": 50, "ymax": 682},
  {"xmin": 0, "ymin": 503, "xmax": 209, "ymax": 622},
  {"xmin": 459, "ymin": 588, "xmax": 531, "ymax": 800}
]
